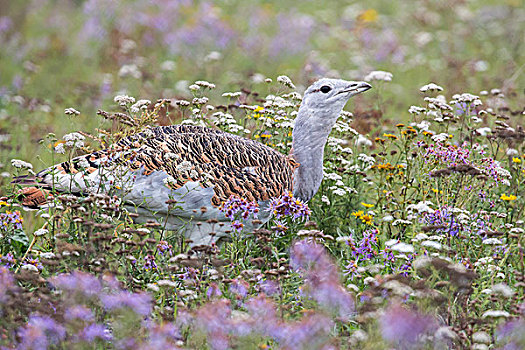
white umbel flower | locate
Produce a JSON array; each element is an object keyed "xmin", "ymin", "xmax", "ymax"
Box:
[
  {"xmin": 364, "ymin": 70, "xmax": 393, "ymax": 82},
  {"xmin": 420, "ymin": 83, "xmax": 443, "ymax": 93}
]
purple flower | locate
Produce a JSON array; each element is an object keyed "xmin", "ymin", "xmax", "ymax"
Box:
[
  {"xmin": 380, "ymin": 304, "xmax": 437, "ymax": 348},
  {"xmin": 421, "ymin": 206, "xmax": 461, "ymax": 236},
  {"xmin": 78, "ymin": 323, "xmax": 112, "ymax": 342},
  {"xmin": 0, "ymin": 266, "xmax": 14, "ymax": 304},
  {"xmin": 17, "ymin": 315, "xmax": 66, "ymax": 350},
  {"xmin": 64, "ymin": 305, "xmax": 94, "ymax": 322},
  {"xmin": 144, "ymin": 254, "xmax": 157, "ymax": 270},
  {"xmin": 51, "ymin": 271, "xmax": 102, "ymax": 298},
  {"xmin": 206, "ymin": 283, "xmax": 222, "ymax": 299},
  {"xmin": 0, "ymin": 210, "xmax": 23, "ymax": 231},
  {"xmin": 229, "ymin": 279, "xmax": 249, "ymax": 299},
  {"xmin": 267, "ymin": 192, "xmax": 311, "ymax": 222},
  {"xmin": 496, "ymin": 318, "xmax": 525, "ymax": 348},
  {"xmin": 100, "ymin": 290, "xmax": 152, "ymax": 316},
  {"xmin": 1, "ymin": 252, "xmax": 16, "ymax": 269},
  {"xmin": 291, "ymin": 240, "xmax": 354, "ymax": 319}
]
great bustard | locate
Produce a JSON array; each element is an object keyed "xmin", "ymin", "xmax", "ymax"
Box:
[{"xmin": 17, "ymin": 79, "xmax": 371, "ymax": 245}]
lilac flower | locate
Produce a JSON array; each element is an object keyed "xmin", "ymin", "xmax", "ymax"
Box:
[
  {"xmin": 100, "ymin": 290, "xmax": 152, "ymax": 316},
  {"xmin": 229, "ymin": 279, "xmax": 249, "ymax": 299},
  {"xmin": 17, "ymin": 315, "xmax": 66, "ymax": 350},
  {"xmin": 194, "ymin": 300, "xmax": 232, "ymax": 350},
  {"xmin": 421, "ymin": 206, "xmax": 461, "ymax": 236},
  {"xmin": 0, "ymin": 210, "xmax": 24, "ymax": 231},
  {"xmin": 0, "ymin": 266, "xmax": 14, "ymax": 304},
  {"xmin": 140, "ymin": 323, "xmax": 181, "ymax": 349},
  {"xmin": 291, "ymin": 240, "xmax": 354, "ymax": 319},
  {"xmin": 380, "ymin": 304, "xmax": 437, "ymax": 348},
  {"xmin": 206, "ymin": 283, "xmax": 222, "ymax": 299},
  {"xmin": 267, "ymin": 192, "xmax": 311, "ymax": 222},
  {"xmin": 64, "ymin": 305, "xmax": 95, "ymax": 322},
  {"xmin": 496, "ymin": 318, "xmax": 525, "ymax": 349},
  {"xmin": 24, "ymin": 255, "xmax": 43, "ymax": 271},
  {"xmin": 274, "ymin": 313, "xmax": 334, "ymax": 349},
  {"xmin": 78, "ymin": 323, "xmax": 112, "ymax": 342},
  {"xmin": 51, "ymin": 271, "xmax": 102, "ymax": 298},
  {"xmin": 219, "ymin": 195, "xmax": 259, "ymax": 221},
  {"xmin": 157, "ymin": 241, "xmax": 173, "ymax": 256},
  {"xmin": 144, "ymin": 254, "xmax": 157, "ymax": 270},
  {"xmin": 1, "ymin": 252, "xmax": 16, "ymax": 269}
]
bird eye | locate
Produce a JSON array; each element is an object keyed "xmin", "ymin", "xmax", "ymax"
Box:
[{"xmin": 320, "ymin": 85, "xmax": 331, "ymax": 93}]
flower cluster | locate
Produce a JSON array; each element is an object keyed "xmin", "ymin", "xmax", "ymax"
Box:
[
  {"xmin": 219, "ymin": 195, "xmax": 259, "ymax": 232},
  {"xmin": 267, "ymin": 192, "xmax": 311, "ymax": 222}
]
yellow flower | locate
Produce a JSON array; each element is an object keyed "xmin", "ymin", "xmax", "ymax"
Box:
[
  {"xmin": 361, "ymin": 202, "xmax": 374, "ymax": 208},
  {"xmin": 352, "ymin": 210, "xmax": 364, "ymax": 218},
  {"xmin": 512, "ymin": 157, "xmax": 521, "ymax": 163},
  {"xmin": 500, "ymin": 194, "xmax": 517, "ymax": 201},
  {"xmin": 383, "ymin": 133, "xmax": 398, "ymax": 140},
  {"xmin": 358, "ymin": 9, "xmax": 378, "ymax": 23},
  {"xmin": 0, "ymin": 201, "xmax": 9, "ymax": 206},
  {"xmin": 253, "ymin": 105, "xmax": 264, "ymax": 119},
  {"xmin": 362, "ymin": 214, "xmax": 373, "ymax": 225}
]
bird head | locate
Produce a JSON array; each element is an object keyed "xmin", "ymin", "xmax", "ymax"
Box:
[{"xmin": 300, "ymin": 78, "xmax": 372, "ymax": 113}]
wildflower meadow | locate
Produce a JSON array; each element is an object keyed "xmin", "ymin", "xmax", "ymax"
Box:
[{"xmin": 0, "ymin": 1, "xmax": 524, "ymax": 349}]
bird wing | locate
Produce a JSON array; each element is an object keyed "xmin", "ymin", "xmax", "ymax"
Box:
[{"xmin": 33, "ymin": 125, "xmax": 298, "ymax": 209}]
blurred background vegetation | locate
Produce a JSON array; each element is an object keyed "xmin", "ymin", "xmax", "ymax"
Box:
[{"xmin": 0, "ymin": 0, "xmax": 523, "ymax": 170}]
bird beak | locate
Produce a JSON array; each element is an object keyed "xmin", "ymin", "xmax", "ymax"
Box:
[
  {"xmin": 339, "ymin": 81, "xmax": 372, "ymax": 96},
  {"xmin": 339, "ymin": 82, "xmax": 372, "ymax": 95}
]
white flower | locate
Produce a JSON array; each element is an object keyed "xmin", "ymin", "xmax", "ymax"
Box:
[
  {"xmin": 160, "ymin": 60, "xmax": 176, "ymax": 71},
  {"xmin": 130, "ymin": 99, "xmax": 151, "ymax": 113},
  {"xmin": 472, "ymin": 331, "xmax": 490, "ymax": 344},
  {"xmin": 357, "ymin": 153, "xmax": 375, "ymax": 164},
  {"xmin": 33, "ymin": 228, "xmax": 48, "ymax": 237},
  {"xmin": 382, "ymin": 215, "xmax": 394, "ymax": 222},
  {"xmin": 355, "ymin": 134, "xmax": 372, "ymax": 147},
  {"xmin": 391, "ymin": 242, "xmax": 415, "ymax": 253},
  {"xmin": 364, "ymin": 70, "xmax": 393, "ymax": 82},
  {"xmin": 491, "ymin": 283, "xmax": 514, "ymax": 298},
  {"xmin": 194, "ymin": 80, "xmax": 216, "ymax": 89},
  {"xmin": 118, "ymin": 64, "xmax": 142, "ymax": 79},
  {"xmin": 482, "ymin": 310, "xmax": 510, "ymax": 319},
  {"xmin": 40, "ymin": 252, "xmax": 56, "ymax": 259},
  {"xmin": 392, "ymin": 219, "xmax": 412, "ymax": 226},
  {"xmin": 21, "ymin": 264, "xmax": 39, "ymax": 272},
  {"xmin": 204, "ymin": 51, "xmax": 222, "ymax": 62},
  {"xmin": 54, "ymin": 143, "xmax": 65, "ymax": 154},
  {"xmin": 406, "ymin": 201, "xmax": 434, "ymax": 213},
  {"xmin": 11, "ymin": 159, "xmax": 33, "ymax": 170},
  {"xmin": 321, "ymin": 195, "xmax": 330, "ymax": 205},
  {"xmin": 78, "ymin": 159, "xmax": 90, "ymax": 169},
  {"xmin": 408, "ymin": 106, "xmax": 426, "ymax": 115},
  {"xmin": 420, "ymin": 83, "xmax": 443, "ymax": 93},
  {"xmin": 163, "ymin": 175, "xmax": 177, "ymax": 187},
  {"xmin": 157, "ymin": 280, "xmax": 177, "ymax": 288},
  {"xmin": 114, "ymin": 95, "xmax": 135, "ymax": 106},
  {"xmin": 222, "ymin": 92, "xmax": 242, "ymax": 98},
  {"xmin": 188, "ymin": 84, "xmax": 200, "ymax": 91},
  {"xmin": 147, "ymin": 283, "xmax": 160, "ymax": 292},
  {"xmin": 431, "ymin": 133, "xmax": 449, "ymax": 142},
  {"xmin": 476, "ymin": 127, "xmax": 491, "ymax": 136},
  {"xmin": 332, "ymin": 188, "xmax": 346, "ymax": 196},
  {"xmin": 482, "ymin": 238, "xmax": 502, "ymax": 245},
  {"xmin": 64, "ymin": 107, "xmax": 80, "ymax": 116},
  {"xmin": 63, "ymin": 132, "xmax": 85, "ymax": 148},
  {"xmin": 421, "ymin": 240, "xmax": 442, "ymax": 251},
  {"xmin": 506, "ymin": 148, "xmax": 518, "ymax": 156},
  {"xmin": 276, "ymin": 75, "xmax": 295, "ymax": 89}
]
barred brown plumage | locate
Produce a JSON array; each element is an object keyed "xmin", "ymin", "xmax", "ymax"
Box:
[{"xmin": 15, "ymin": 78, "xmax": 372, "ymax": 245}]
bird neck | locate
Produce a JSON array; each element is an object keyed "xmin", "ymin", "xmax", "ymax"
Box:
[{"xmin": 291, "ymin": 106, "xmax": 335, "ymax": 201}]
